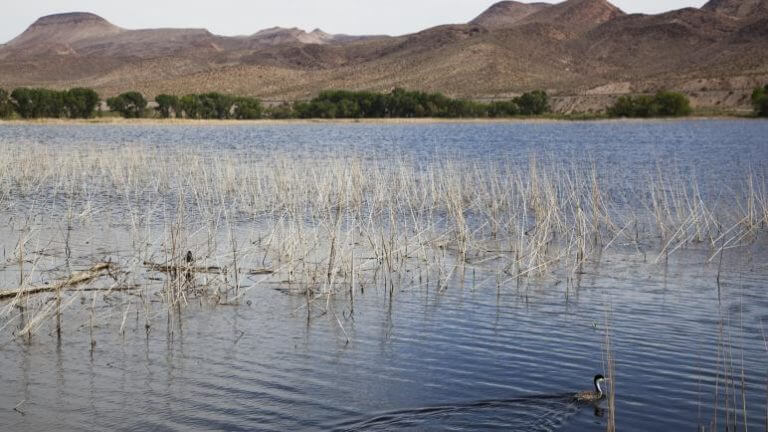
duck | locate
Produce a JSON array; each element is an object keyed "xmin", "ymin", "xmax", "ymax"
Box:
[{"xmin": 574, "ymin": 374, "xmax": 606, "ymax": 402}]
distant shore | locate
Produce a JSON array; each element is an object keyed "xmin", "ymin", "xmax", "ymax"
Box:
[{"xmin": 0, "ymin": 115, "xmax": 758, "ymax": 126}]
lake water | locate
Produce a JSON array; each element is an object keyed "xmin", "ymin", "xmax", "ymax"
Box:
[{"xmin": 0, "ymin": 119, "xmax": 767, "ymax": 431}]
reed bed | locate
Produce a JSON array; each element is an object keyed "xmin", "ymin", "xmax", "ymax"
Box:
[{"xmin": 0, "ymin": 143, "xmax": 766, "ymax": 344}]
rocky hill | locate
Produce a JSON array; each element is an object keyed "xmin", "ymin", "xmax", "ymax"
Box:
[
  {"xmin": 470, "ymin": 1, "xmax": 551, "ymax": 29},
  {"xmin": 702, "ymin": 0, "xmax": 768, "ymax": 18},
  {"xmin": 1, "ymin": 0, "xmax": 767, "ymax": 113}
]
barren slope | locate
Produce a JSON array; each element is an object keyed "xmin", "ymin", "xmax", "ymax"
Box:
[
  {"xmin": 470, "ymin": 1, "xmax": 552, "ymax": 29},
  {"xmin": 702, "ymin": 0, "xmax": 768, "ymax": 18}
]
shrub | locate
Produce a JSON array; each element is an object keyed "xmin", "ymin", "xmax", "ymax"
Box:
[
  {"xmin": 752, "ymin": 84, "xmax": 768, "ymax": 117},
  {"xmin": 234, "ymin": 97, "xmax": 263, "ymax": 119},
  {"xmin": 265, "ymin": 102, "xmax": 297, "ymax": 119},
  {"xmin": 608, "ymin": 91, "xmax": 691, "ymax": 118},
  {"xmin": 653, "ymin": 91, "xmax": 692, "ymax": 117},
  {"xmin": 514, "ymin": 90, "xmax": 549, "ymax": 115},
  {"xmin": 487, "ymin": 100, "xmax": 520, "ymax": 117},
  {"xmin": 107, "ymin": 92, "xmax": 147, "ymax": 118},
  {"xmin": 609, "ymin": 95, "xmax": 656, "ymax": 118}
]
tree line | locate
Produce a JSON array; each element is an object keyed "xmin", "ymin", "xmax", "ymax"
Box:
[
  {"xmin": 607, "ymin": 91, "xmax": 692, "ymax": 118},
  {"xmin": 6, "ymin": 86, "xmax": 750, "ymax": 120},
  {"xmin": 0, "ymin": 87, "xmax": 551, "ymax": 120},
  {"xmin": 289, "ymin": 89, "xmax": 550, "ymax": 119},
  {"xmin": 0, "ymin": 87, "xmax": 100, "ymax": 119},
  {"xmin": 115, "ymin": 88, "xmax": 551, "ymax": 119}
]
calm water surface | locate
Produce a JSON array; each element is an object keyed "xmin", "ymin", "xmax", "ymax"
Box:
[{"xmin": 0, "ymin": 119, "xmax": 767, "ymax": 431}]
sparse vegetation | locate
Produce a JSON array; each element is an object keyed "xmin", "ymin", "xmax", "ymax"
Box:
[
  {"xmin": 751, "ymin": 84, "xmax": 768, "ymax": 117},
  {"xmin": 608, "ymin": 91, "xmax": 692, "ymax": 118}
]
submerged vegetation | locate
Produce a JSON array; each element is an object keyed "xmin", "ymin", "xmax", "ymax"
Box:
[
  {"xmin": 0, "ymin": 144, "xmax": 766, "ymax": 345},
  {"xmin": 0, "ymin": 132, "xmax": 765, "ymax": 429}
]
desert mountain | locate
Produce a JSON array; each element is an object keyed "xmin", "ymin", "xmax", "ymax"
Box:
[
  {"xmin": 518, "ymin": 0, "xmax": 624, "ymax": 34},
  {"xmin": 246, "ymin": 27, "xmax": 336, "ymax": 45},
  {"xmin": 470, "ymin": 1, "xmax": 551, "ymax": 29},
  {"xmin": 1, "ymin": 12, "xmax": 124, "ymax": 57},
  {"xmin": 702, "ymin": 0, "xmax": 768, "ymax": 18},
  {"xmin": 0, "ymin": 0, "xmax": 767, "ymax": 113}
]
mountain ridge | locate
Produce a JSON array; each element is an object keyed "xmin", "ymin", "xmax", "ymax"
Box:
[{"xmin": 0, "ymin": 1, "xmax": 767, "ymax": 113}]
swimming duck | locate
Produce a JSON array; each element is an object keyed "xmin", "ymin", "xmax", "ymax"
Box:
[{"xmin": 574, "ymin": 374, "xmax": 606, "ymax": 402}]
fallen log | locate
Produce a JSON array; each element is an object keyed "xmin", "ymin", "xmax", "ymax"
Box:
[
  {"xmin": 144, "ymin": 260, "xmax": 224, "ymax": 275},
  {"xmin": 0, "ymin": 262, "xmax": 115, "ymax": 300},
  {"xmin": 143, "ymin": 261, "xmax": 273, "ymax": 276}
]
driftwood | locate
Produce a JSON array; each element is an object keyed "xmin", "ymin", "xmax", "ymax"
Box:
[
  {"xmin": 0, "ymin": 262, "xmax": 115, "ymax": 300},
  {"xmin": 143, "ymin": 261, "xmax": 273, "ymax": 276}
]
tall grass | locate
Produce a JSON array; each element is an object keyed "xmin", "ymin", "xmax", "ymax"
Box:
[{"xmin": 0, "ymin": 144, "xmax": 765, "ymax": 342}]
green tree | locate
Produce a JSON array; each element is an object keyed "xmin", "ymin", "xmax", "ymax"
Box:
[
  {"xmin": 10, "ymin": 88, "xmax": 66, "ymax": 118},
  {"xmin": 752, "ymin": 85, "xmax": 768, "ymax": 117},
  {"xmin": 488, "ymin": 100, "xmax": 519, "ymax": 117},
  {"xmin": 514, "ymin": 90, "xmax": 549, "ymax": 115},
  {"xmin": 608, "ymin": 92, "xmax": 691, "ymax": 118},
  {"xmin": 653, "ymin": 91, "xmax": 692, "ymax": 117},
  {"xmin": 265, "ymin": 102, "xmax": 296, "ymax": 119},
  {"xmin": 155, "ymin": 94, "xmax": 180, "ymax": 118},
  {"xmin": 292, "ymin": 88, "xmax": 533, "ymax": 119},
  {"xmin": 608, "ymin": 95, "xmax": 653, "ymax": 117},
  {"xmin": 10, "ymin": 88, "xmax": 38, "ymax": 118},
  {"xmin": 107, "ymin": 92, "xmax": 147, "ymax": 118},
  {"xmin": 198, "ymin": 93, "xmax": 235, "ymax": 119},
  {"xmin": 0, "ymin": 88, "xmax": 13, "ymax": 119},
  {"xmin": 233, "ymin": 97, "xmax": 262, "ymax": 119},
  {"xmin": 64, "ymin": 88, "xmax": 100, "ymax": 118},
  {"xmin": 179, "ymin": 94, "xmax": 202, "ymax": 119}
]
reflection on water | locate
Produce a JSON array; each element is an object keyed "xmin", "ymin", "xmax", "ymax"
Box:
[{"xmin": 0, "ymin": 120, "xmax": 767, "ymax": 431}]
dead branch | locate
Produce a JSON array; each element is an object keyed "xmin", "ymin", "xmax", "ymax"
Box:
[{"xmin": 0, "ymin": 263, "xmax": 115, "ymax": 300}]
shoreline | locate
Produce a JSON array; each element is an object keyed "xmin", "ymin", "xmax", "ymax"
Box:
[{"xmin": 0, "ymin": 115, "xmax": 760, "ymax": 126}]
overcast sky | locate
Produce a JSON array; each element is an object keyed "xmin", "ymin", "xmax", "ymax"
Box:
[{"xmin": 2, "ymin": 0, "xmax": 709, "ymax": 43}]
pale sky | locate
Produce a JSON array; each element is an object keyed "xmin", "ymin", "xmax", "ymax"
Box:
[{"xmin": 1, "ymin": 0, "xmax": 709, "ymax": 44}]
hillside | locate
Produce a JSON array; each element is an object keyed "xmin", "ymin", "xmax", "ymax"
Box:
[
  {"xmin": 1, "ymin": 1, "xmax": 767, "ymax": 113},
  {"xmin": 702, "ymin": 0, "xmax": 768, "ymax": 18},
  {"xmin": 470, "ymin": 1, "xmax": 551, "ymax": 29},
  {"xmin": 518, "ymin": 0, "xmax": 625, "ymax": 34}
]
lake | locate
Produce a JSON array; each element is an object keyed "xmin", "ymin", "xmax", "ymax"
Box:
[{"xmin": 0, "ymin": 119, "xmax": 766, "ymax": 431}]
